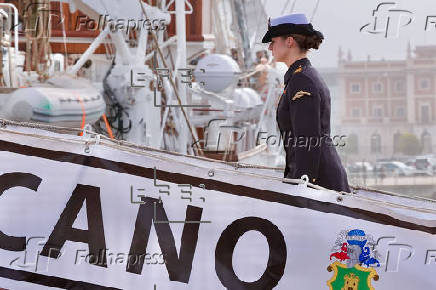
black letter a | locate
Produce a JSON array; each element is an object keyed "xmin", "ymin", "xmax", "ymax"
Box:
[{"xmin": 41, "ymin": 184, "xmax": 107, "ymax": 267}]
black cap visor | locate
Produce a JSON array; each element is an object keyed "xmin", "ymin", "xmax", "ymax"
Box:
[{"xmin": 261, "ymin": 23, "xmax": 318, "ymax": 43}]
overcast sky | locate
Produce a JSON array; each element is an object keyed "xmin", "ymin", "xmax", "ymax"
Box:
[{"xmin": 260, "ymin": 0, "xmax": 436, "ymax": 68}]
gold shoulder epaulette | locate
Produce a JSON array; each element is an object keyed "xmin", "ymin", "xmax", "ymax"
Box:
[
  {"xmin": 293, "ymin": 65, "xmax": 302, "ymax": 74},
  {"xmin": 292, "ymin": 90, "xmax": 311, "ymax": 101}
]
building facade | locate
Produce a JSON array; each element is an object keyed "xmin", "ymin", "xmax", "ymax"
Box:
[{"xmin": 338, "ymin": 44, "xmax": 436, "ymax": 163}]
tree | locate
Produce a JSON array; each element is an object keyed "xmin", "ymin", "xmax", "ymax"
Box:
[{"xmin": 397, "ymin": 133, "xmax": 421, "ymax": 155}]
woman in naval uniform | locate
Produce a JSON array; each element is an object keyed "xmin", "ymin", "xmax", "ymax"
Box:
[{"xmin": 262, "ymin": 13, "xmax": 351, "ymax": 193}]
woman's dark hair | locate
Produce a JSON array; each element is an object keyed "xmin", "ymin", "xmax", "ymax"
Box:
[{"xmin": 281, "ymin": 33, "xmax": 323, "ymax": 51}]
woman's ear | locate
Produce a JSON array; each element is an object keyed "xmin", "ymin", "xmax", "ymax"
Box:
[{"xmin": 287, "ymin": 36, "xmax": 294, "ymax": 48}]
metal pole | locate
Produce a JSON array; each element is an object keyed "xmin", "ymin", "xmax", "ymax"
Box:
[
  {"xmin": 0, "ymin": 4, "xmax": 19, "ymax": 87},
  {"xmin": 0, "ymin": 4, "xmax": 18, "ymax": 56},
  {"xmin": 175, "ymin": 0, "xmax": 188, "ymax": 154},
  {"xmin": 69, "ymin": 28, "xmax": 110, "ymax": 75}
]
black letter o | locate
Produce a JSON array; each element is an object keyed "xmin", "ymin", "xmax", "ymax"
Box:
[{"xmin": 215, "ymin": 217, "xmax": 287, "ymax": 290}]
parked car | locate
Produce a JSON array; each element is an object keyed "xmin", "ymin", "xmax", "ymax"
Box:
[
  {"xmin": 347, "ymin": 162, "xmax": 374, "ymax": 174},
  {"xmin": 375, "ymin": 161, "xmax": 416, "ymax": 177},
  {"xmin": 406, "ymin": 156, "xmax": 435, "ymax": 176},
  {"xmin": 405, "ymin": 159, "xmax": 416, "ymax": 167}
]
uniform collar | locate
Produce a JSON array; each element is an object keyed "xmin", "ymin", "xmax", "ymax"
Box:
[{"xmin": 284, "ymin": 57, "xmax": 311, "ymax": 85}]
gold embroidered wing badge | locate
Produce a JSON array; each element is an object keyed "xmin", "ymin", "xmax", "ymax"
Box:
[
  {"xmin": 292, "ymin": 90, "xmax": 311, "ymax": 101},
  {"xmin": 293, "ymin": 66, "xmax": 302, "ymax": 74}
]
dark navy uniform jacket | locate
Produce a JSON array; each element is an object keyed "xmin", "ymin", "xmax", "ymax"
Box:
[{"xmin": 276, "ymin": 57, "xmax": 351, "ymax": 193}]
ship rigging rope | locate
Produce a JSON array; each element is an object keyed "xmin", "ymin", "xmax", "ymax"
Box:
[
  {"xmin": 22, "ymin": 0, "xmax": 52, "ymax": 80},
  {"xmin": 238, "ymin": 69, "xmax": 260, "ymax": 79},
  {"xmin": 1, "ymin": 118, "xmax": 436, "ymax": 215},
  {"xmin": 310, "ymin": 0, "xmax": 321, "ymax": 22},
  {"xmin": 281, "ymin": 0, "xmax": 297, "ymax": 15},
  {"xmin": 59, "ymin": 0, "xmax": 69, "ymax": 68},
  {"xmin": 137, "ymin": 0, "xmax": 204, "ymax": 157},
  {"xmin": 2, "ymin": 117, "xmax": 436, "ymax": 213},
  {"xmin": 0, "ymin": 117, "xmax": 296, "ymax": 175},
  {"xmin": 281, "ymin": 0, "xmax": 291, "ymax": 14}
]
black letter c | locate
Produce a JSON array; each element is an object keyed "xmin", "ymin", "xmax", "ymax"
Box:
[{"xmin": 0, "ymin": 172, "xmax": 42, "ymax": 251}]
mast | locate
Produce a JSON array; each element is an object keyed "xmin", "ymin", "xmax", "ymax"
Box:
[{"xmin": 233, "ymin": 0, "xmax": 252, "ymax": 70}]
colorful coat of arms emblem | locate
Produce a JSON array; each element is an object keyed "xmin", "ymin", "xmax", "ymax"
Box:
[{"xmin": 327, "ymin": 229, "xmax": 380, "ymax": 290}]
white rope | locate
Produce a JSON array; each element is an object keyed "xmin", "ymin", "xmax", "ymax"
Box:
[
  {"xmin": 281, "ymin": 0, "xmax": 292, "ymax": 14},
  {"xmin": 238, "ymin": 69, "xmax": 259, "ymax": 79},
  {"xmin": 5, "ymin": 117, "xmax": 435, "ymax": 206},
  {"xmin": 290, "ymin": 0, "xmax": 297, "ymax": 13},
  {"xmin": 3, "ymin": 124, "xmax": 436, "ymax": 216},
  {"xmin": 0, "ymin": 118, "xmax": 281, "ymax": 169},
  {"xmin": 2, "ymin": 118, "xmax": 436, "ymax": 215},
  {"xmin": 0, "ymin": 118, "xmax": 308, "ymax": 182},
  {"xmin": 0, "ymin": 119, "xmax": 373, "ymax": 190},
  {"xmin": 310, "ymin": 0, "xmax": 321, "ymax": 22}
]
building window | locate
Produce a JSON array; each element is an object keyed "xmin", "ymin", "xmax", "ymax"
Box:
[
  {"xmin": 396, "ymin": 107, "xmax": 405, "ymax": 117},
  {"xmin": 421, "ymin": 105, "xmax": 431, "ymax": 123},
  {"xmin": 393, "ymin": 131, "xmax": 401, "ymax": 153},
  {"xmin": 395, "ymin": 81, "xmax": 405, "ymax": 92},
  {"xmin": 419, "ymin": 78, "xmax": 430, "ymax": 90},
  {"xmin": 351, "ymin": 83, "xmax": 360, "ymax": 93},
  {"xmin": 351, "ymin": 108, "xmax": 360, "ymax": 118},
  {"xmin": 372, "ymin": 106, "xmax": 383, "ymax": 117},
  {"xmin": 421, "ymin": 130, "xmax": 432, "ymax": 154},
  {"xmin": 373, "ymin": 82, "xmax": 383, "ymax": 93},
  {"xmin": 371, "ymin": 133, "xmax": 382, "ymax": 153}
]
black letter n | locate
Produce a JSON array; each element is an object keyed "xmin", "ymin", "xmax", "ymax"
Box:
[{"xmin": 127, "ymin": 197, "xmax": 202, "ymax": 283}]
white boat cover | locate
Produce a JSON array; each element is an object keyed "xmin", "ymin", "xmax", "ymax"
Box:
[{"xmin": 0, "ymin": 119, "xmax": 435, "ymax": 289}]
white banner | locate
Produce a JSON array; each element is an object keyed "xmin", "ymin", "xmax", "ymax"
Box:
[{"xmin": 0, "ymin": 125, "xmax": 436, "ymax": 289}]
